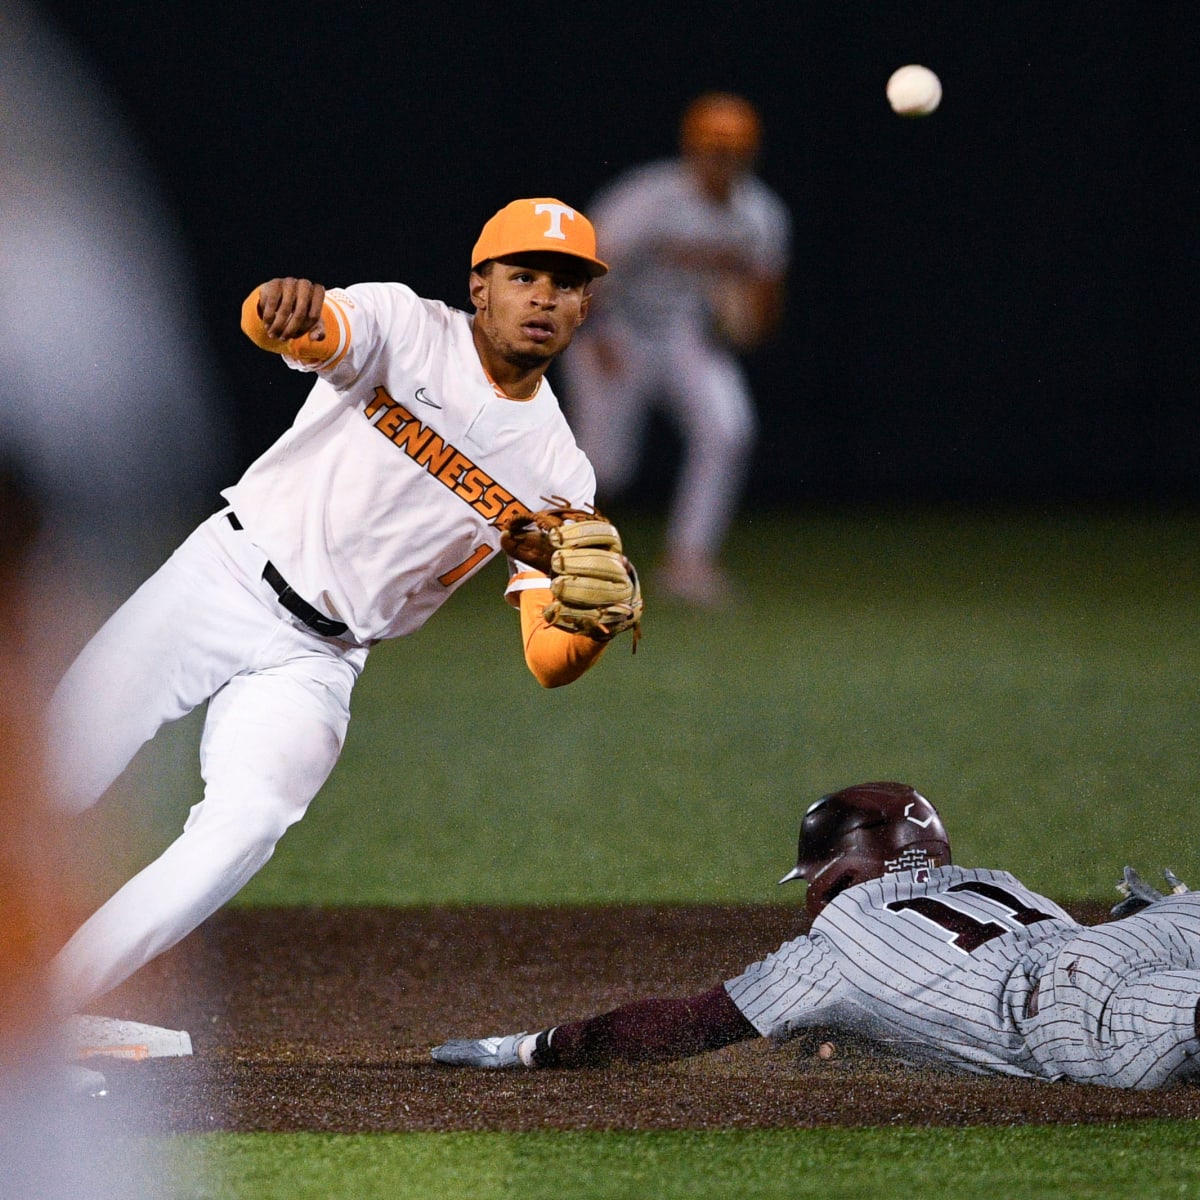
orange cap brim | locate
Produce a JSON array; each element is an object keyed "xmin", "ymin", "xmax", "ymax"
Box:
[{"xmin": 471, "ymin": 198, "xmax": 608, "ymax": 277}]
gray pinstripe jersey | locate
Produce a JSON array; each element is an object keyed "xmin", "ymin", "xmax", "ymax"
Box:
[{"xmin": 725, "ymin": 866, "xmax": 1200, "ymax": 1086}]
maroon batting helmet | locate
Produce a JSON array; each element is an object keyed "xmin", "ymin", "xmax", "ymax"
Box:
[{"xmin": 780, "ymin": 782, "xmax": 951, "ymax": 918}]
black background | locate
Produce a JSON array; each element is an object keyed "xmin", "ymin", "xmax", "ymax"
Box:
[{"xmin": 31, "ymin": 0, "xmax": 1197, "ymax": 505}]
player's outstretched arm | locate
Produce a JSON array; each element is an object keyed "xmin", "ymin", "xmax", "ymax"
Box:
[{"xmin": 432, "ymin": 984, "xmax": 757, "ymax": 1069}]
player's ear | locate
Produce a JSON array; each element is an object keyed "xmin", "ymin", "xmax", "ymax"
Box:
[
  {"xmin": 575, "ymin": 290, "xmax": 591, "ymax": 326},
  {"xmin": 468, "ymin": 268, "xmax": 488, "ymax": 311}
]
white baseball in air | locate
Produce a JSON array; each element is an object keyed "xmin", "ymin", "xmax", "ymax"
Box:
[{"xmin": 887, "ymin": 64, "xmax": 942, "ymax": 116}]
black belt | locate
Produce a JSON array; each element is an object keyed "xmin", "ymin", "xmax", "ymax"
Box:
[{"xmin": 226, "ymin": 512, "xmax": 349, "ymax": 638}]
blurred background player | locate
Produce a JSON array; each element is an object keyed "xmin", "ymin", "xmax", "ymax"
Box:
[
  {"xmin": 434, "ymin": 781, "xmax": 1200, "ymax": 1090},
  {"xmin": 562, "ymin": 92, "xmax": 792, "ymax": 607}
]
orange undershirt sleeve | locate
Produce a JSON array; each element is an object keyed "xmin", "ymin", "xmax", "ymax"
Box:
[{"xmin": 518, "ymin": 587, "xmax": 607, "ymax": 688}]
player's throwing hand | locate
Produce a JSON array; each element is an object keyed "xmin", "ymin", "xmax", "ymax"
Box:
[{"xmin": 257, "ymin": 276, "xmax": 327, "ymax": 342}]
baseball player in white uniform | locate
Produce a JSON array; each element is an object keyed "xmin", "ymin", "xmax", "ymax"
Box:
[
  {"xmin": 562, "ymin": 92, "xmax": 791, "ymax": 607},
  {"xmin": 47, "ymin": 197, "xmax": 638, "ymax": 1022},
  {"xmin": 433, "ymin": 782, "xmax": 1200, "ymax": 1089}
]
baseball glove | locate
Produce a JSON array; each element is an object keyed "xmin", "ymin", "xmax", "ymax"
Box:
[{"xmin": 500, "ymin": 505, "xmax": 643, "ymax": 646}]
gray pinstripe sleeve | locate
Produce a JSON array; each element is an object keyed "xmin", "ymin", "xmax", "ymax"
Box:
[{"xmin": 725, "ymin": 931, "xmax": 842, "ymax": 1033}]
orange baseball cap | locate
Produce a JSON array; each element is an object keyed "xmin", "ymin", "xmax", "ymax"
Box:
[
  {"xmin": 680, "ymin": 92, "xmax": 762, "ymax": 154},
  {"xmin": 471, "ymin": 197, "xmax": 608, "ymax": 278}
]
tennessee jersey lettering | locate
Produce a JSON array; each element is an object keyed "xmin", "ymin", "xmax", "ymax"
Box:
[{"xmin": 362, "ymin": 385, "xmax": 532, "ymax": 529}]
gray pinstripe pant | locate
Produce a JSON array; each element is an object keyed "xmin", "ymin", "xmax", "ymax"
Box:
[{"xmin": 1023, "ymin": 895, "xmax": 1200, "ymax": 1088}]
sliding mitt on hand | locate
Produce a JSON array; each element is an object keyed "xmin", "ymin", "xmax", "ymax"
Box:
[{"xmin": 500, "ymin": 506, "xmax": 642, "ymax": 646}]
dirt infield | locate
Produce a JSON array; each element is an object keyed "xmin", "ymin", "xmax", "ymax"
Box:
[{"xmin": 88, "ymin": 903, "xmax": 1200, "ymax": 1132}]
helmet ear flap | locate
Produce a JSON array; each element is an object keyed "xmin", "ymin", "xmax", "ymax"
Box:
[{"xmin": 803, "ymin": 867, "xmax": 859, "ymax": 918}]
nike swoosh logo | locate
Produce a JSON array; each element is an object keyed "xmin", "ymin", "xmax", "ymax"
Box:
[{"xmin": 414, "ymin": 387, "xmax": 442, "ymax": 408}]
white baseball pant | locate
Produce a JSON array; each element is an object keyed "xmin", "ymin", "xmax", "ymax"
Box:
[{"xmin": 47, "ymin": 510, "xmax": 367, "ymax": 1014}]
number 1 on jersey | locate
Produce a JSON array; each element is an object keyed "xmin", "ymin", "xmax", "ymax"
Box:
[
  {"xmin": 438, "ymin": 544, "xmax": 494, "ymax": 587},
  {"xmin": 887, "ymin": 882, "xmax": 1059, "ymax": 954}
]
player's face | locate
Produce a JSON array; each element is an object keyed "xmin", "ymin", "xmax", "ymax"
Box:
[{"xmin": 470, "ymin": 254, "xmax": 591, "ymax": 370}]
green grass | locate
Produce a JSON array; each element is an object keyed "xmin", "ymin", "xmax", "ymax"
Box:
[
  {"xmin": 225, "ymin": 505, "xmax": 1200, "ymax": 906},
  {"xmin": 151, "ymin": 1123, "xmax": 1200, "ymax": 1199},
  {"xmin": 84, "ymin": 506, "xmax": 1200, "ymax": 905}
]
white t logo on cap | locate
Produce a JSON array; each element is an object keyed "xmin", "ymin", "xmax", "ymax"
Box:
[{"xmin": 534, "ymin": 203, "xmax": 574, "ymax": 241}]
